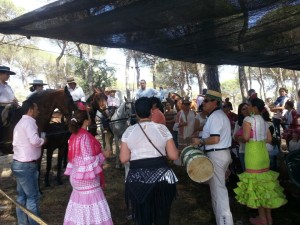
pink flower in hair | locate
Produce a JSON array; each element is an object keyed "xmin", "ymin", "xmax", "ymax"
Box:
[{"xmin": 77, "ymin": 102, "xmax": 87, "ymax": 110}]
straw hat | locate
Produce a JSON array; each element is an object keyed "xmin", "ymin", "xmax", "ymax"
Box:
[
  {"xmin": 29, "ymin": 79, "xmax": 47, "ymax": 85},
  {"xmin": 66, "ymin": 77, "xmax": 76, "ymax": 84},
  {"xmin": 205, "ymin": 90, "xmax": 222, "ymax": 102},
  {"xmin": 106, "ymin": 87, "xmax": 117, "ymax": 93},
  {"xmin": 0, "ymin": 66, "xmax": 16, "ymax": 75}
]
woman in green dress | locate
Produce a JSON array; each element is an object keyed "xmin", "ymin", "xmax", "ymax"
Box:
[{"xmin": 234, "ymin": 97, "xmax": 287, "ymax": 225}]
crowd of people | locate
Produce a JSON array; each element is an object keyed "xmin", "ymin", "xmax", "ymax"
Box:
[{"xmin": 0, "ymin": 67, "xmax": 296, "ymax": 225}]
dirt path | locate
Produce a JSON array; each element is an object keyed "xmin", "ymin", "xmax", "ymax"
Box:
[{"xmin": 1, "ymin": 151, "xmax": 300, "ymax": 225}]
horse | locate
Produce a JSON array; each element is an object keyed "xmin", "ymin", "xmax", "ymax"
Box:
[
  {"xmin": 105, "ymin": 97, "xmax": 134, "ymax": 168},
  {"xmin": 87, "ymin": 89, "xmax": 134, "ymax": 168},
  {"xmin": 0, "ymin": 87, "xmax": 76, "ymax": 187}
]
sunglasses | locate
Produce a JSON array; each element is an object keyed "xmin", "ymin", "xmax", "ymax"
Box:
[{"xmin": 203, "ymin": 98, "xmax": 215, "ymax": 103}]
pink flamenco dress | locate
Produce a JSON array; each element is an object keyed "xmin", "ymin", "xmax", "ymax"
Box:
[
  {"xmin": 234, "ymin": 115, "xmax": 287, "ymax": 209},
  {"xmin": 63, "ymin": 128, "xmax": 113, "ymax": 225}
]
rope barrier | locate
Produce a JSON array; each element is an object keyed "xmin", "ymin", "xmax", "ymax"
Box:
[{"xmin": 0, "ymin": 188, "xmax": 48, "ymax": 225}]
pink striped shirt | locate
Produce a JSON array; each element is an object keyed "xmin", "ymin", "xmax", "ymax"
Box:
[{"xmin": 13, "ymin": 115, "xmax": 45, "ymax": 162}]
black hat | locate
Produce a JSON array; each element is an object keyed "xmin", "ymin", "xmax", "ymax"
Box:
[{"xmin": 0, "ymin": 66, "xmax": 16, "ymax": 75}]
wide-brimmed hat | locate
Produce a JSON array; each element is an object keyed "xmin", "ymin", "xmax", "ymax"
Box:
[
  {"xmin": 29, "ymin": 79, "xmax": 47, "ymax": 85},
  {"xmin": 66, "ymin": 77, "xmax": 76, "ymax": 84},
  {"xmin": 0, "ymin": 66, "xmax": 16, "ymax": 75},
  {"xmin": 205, "ymin": 90, "xmax": 222, "ymax": 102}
]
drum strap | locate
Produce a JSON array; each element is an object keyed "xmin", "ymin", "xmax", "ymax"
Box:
[{"xmin": 137, "ymin": 122, "xmax": 165, "ymax": 157}]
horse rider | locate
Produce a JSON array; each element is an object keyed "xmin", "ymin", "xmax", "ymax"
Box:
[
  {"xmin": 27, "ymin": 79, "xmax": 48, "ymax": 99},
  {"xmin": 66, "ymin": 76, "xmax": 86, "ymax": 104},
  {"xmin": 107, "ymin": 88, "xmax": 120, "ymax": 117},
  {"xmin": 0, "ymin": 66, "xmax": 18, "ymax": 131},
  {"xmin": 135, "ymin": 79, "xmax": 159, "ymax": 99}
]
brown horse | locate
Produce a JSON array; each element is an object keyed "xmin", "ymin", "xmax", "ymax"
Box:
[{"xmin": 0, "ymin": 87, "xmax": 76, "ymax": 187}]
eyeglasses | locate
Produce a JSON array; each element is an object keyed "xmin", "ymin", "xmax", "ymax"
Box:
[
  {"xmin": 140, "ymin": 82, "xmax": 145, "ymax": 85},
  {"xmin": 203, "ymin": 98, "xmax": 215, "ymax": 103}
]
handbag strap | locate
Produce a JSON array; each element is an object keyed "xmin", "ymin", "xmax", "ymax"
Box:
[{"xmin": 137, "ymin": 122, "xmax": 164, "ymax": 157}]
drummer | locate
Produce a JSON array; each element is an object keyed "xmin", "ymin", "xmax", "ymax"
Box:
[{"xmin": 192, "ymin": 90, "xmax": 233, "ymax": 225}]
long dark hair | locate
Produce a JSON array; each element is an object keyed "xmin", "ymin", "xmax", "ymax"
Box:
[{"xmin": 237, "ymin": 103, "xmax": 248, "ymax": 126}]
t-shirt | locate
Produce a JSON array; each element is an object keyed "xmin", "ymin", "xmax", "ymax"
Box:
[
  {"xmin": 202, "ymin": 109, "xmax": 231, "ymax": 150},
  {"xmin": 121, "ymin": 122, "xmax": 172, "ymax": 160}
]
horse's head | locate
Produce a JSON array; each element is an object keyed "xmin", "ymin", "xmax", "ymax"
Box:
[
  {"xmin": 56, "ymin": 86, "xmax": 76, "ymax": 119},
  {"xmin": 124, "ymin": 97, "xmax": 135, "ymax": 118},
  {"xmin": 87, "ymin": 87, "xmax": 108, "ymax": 113}
]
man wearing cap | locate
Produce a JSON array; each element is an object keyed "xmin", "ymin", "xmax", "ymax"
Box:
[
  {"xmin": 27, "ymin": 79, "xmax": 47, "ymax": 99},
  {"xmin": 193, "ymin": 90, "xmax": 233, "ymax": 225},
  {"xmin": 0, "ymin": 66, "xmax": 18, "ymax": 138},
  {"xmin": 66, "ymin": 77, "xmax": 86, "ymax": 103},
  {"xmin": 135, "ymin": 79, "xmax": 159, "ymax": 99}
]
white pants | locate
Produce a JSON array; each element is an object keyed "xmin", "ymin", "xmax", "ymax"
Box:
[{"xmin": 207, "ymin": 150, "xmax": 233, "ymax": 225}]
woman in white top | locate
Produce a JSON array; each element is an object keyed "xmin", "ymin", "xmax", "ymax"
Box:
[{"xmin": 120, "ymin": 97, "xmax": 178, "ymax": 225}]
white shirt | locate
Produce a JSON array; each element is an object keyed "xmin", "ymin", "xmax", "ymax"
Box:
[
  {"xmin": 202, "ymin": 109, "xmax": 231, "ymax": 150},
  {"xmin": 107, "ymin": 95, "xmax": 120, "ymax": 107},
  {"xmin": 135, "ymin": 88, "xmax": 158, "ymax": 99},
  {"xmin": 196, "ymin": 95, "xmax": 204, "ymax": 109},
  {"xmin": 68, "ymin": 85, "xmax": 86, "ymax": 102},
  {"xmin": 122, "ymin": 122, "xmax": 172, "ymax": 160},
  {"xmin": 0, "ymin": 83, "xmax": 15, "ymax": 103},
  {"xmin": 13, "ymin": 115, "xmax": 45, "ymax": 162},
  {"xmin": 244, "ymin": 115, "xmax": 268, "ymax": 141}
]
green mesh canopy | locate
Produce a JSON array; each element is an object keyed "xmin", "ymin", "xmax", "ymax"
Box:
[{"xmin": 1, "ymin": 0, "xmax": 300, "ymax": 70}]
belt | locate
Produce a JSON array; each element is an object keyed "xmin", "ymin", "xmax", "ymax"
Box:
[
  {"xmin": 205, "ymin": 148, "xmax": 229, "ymax": 153},
  {"xmin": 14, "ymin": 159, "xmax": 37, "ymax": 163}
]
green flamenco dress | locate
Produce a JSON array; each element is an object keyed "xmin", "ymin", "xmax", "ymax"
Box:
[{"xmin": 234, "ymin": 140, "xmax": 287, "ymax": 209}]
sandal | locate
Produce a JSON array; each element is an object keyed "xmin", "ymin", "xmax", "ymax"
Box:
[{"xmin": 249, "ymin": 217, "xmax": 268, "ymax": 225}]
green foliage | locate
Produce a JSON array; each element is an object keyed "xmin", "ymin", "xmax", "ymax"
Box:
[{"xmin": 72, "ymin": 57, "xmax": 116, "ymax": 92}]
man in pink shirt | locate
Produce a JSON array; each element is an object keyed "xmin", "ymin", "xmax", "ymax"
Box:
[{"xmin": 11, "ymin": 100, "xmax": 46, "ymax": 225}]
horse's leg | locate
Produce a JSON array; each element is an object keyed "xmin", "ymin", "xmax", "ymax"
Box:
[
  {"xmin": 105, "ymin": 131, "xmax": 112, "ymax": 152},
  {"xmin": 56, "ymin": 144, "xmax": 65, "ymax": 185},
  {"xmin": 38, "ymin": 149, "xmax": 44, "ymax": 194},
  {"xmin": 45, "ymin": 148, "xmax": 53, "ymax": 187}
]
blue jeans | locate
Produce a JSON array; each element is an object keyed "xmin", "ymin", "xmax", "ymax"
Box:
[{"xmin": 11, "ymin": 160, "xmax": 40, "ymax": 225}]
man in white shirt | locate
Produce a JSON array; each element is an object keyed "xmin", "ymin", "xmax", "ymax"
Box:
[
  {"xmin": 135, "ymin": 79, "xmax": 158, "ymax": 99},
  {"xmin": 0, "ymin": 66, "xmax": 18, "ymax": 143},
  {"xmin": 193, "ymin": 90, "xmax": 233, "ymax": 225},
  {"xmin": 11, "ymin": 100, "xmax": 46, "ymax": 225},
  {"xmin": 66, "ymin": 77, "xmax": 86, "ymax": 103}
]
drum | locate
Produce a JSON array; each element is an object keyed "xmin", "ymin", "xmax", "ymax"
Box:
[{"xmin": 181, "ymin": 145, "xmax": 214, "ymax": 183}]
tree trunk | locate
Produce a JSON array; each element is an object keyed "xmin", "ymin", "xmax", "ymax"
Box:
[
  {"xmin": 278, "ymin": 68, "xmax": 284, "ymax": 87},
  {"xmin": 292, "ymin": 70, "xmax": 300, "ymax": 96},
  {"xmin": 248, "ymin": 66, "xmax": 252, "ymax": 90},
  {"xmin": 204, "ymin": 65, "xmax": 220, "ymax": 92},
  {"xmin": 56, "ymin": 41, "xmax": 67, "ymax": 84},
  {"xmin": 75, "ymin": 43, "xmax": 86, "ymax": 79},
  {"xmin": 238, "ymin": 66, "xmax": 248, "ymax": 102},
  {"xmin": 87, "ymin": 45, "xmax": 94, "ymax": 93},
  {"xmin": 125, "ymin": 55, "xmax": 131, "ymax": 99},
  {"xmin": 152, "ymin": 61, "xmax": 157, "ymax": 89},
  {"xmin": 134, "ymin": 56, "xmax": 140, "ymax": 90},
  {"xmin": 195, "ymin": 63, "xmax": 204, "ymax": 94},
  {"xmin": 258, "ymin": 67, "xmax": 266, "ymax": 101}
]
